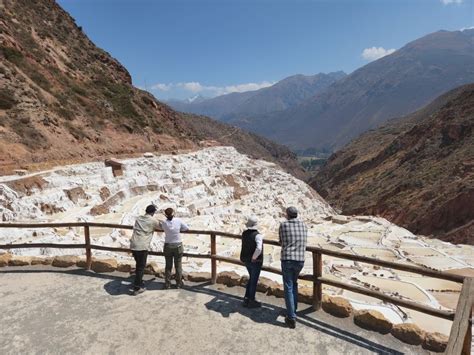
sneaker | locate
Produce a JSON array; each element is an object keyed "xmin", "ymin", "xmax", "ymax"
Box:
[
  {"xmin": 176, "ymin": 281, "xmax": 184, "ymax": 289},
  {"xmin": 247, "ymin": 300, "xmax": 262, "ymax": 308},
  {"xmin": 132, "ymin": 288, "xmax": 145, "ymax": 296},
  {"xmin": 242, "ymin": 298, "xmax": 250, "ymax": 307},
  {"xmin": 164, "ymin": 282, "xmax": 171, "ymax": 289},
  {"xmin": 285, "ymin": 316, "xmax": 296, "ymax": 329}
]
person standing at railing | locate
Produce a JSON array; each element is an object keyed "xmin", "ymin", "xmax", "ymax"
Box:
[
  {"xmin": 130, "ymin": 204, "xmax": 160, "ymax": 296},
  {"xmin": 239, "ymin": 216, "xmax": 264, "ymax": 308},
  {"xmin": 279, "ymin": 206, "xmax": 308, "ymax": 329},
  {"xmin": 161, "ymin": 207, "xmax": 189, "ymax": 289}
]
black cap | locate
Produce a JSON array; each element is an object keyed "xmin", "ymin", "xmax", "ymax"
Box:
[{"xmin": 145, "ymin": 204, "xmax": 157, "ymax": 214}]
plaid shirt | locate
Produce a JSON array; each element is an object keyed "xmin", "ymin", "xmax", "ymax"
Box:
[{"xmin": 279, "ymin": 218, "xmax": 308, "ymax": 261}]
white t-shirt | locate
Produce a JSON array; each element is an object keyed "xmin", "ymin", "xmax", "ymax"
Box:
[{"xmin": 160, "ymin": 218, "xmax": 189, "ymax": 244}]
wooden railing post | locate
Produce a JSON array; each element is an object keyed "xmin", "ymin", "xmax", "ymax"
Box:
[
  {"xmin": 312, "ymin": 251, "xmax": 323, "ymax": 310},
  {"xmin": 445, "ymin": 277, "xmax": 473, "ymax": 355},
  {"xmin": 211, "ymin": 233, "xmax": 217, "ymax": 284},
  {"xmin": 84, "ymin": 225, "xmax": 92, "ymax": 270}
]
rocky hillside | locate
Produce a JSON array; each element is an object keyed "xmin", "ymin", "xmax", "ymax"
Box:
[
  {"xmin": 0, "ymin": 0, "xmax": 303, "ymax": 178},
  {"xmin": 168, "ymin": 71, "xmax": 346, "ymax": 122},
  {"xmin": 249, "ymin": 29, "xmax": 474, "ymax": 151},
  {"xmin": 311, "ymin": 84, "xmax": 474, "ymax": 244}
]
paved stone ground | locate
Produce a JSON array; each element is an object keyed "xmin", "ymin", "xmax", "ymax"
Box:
[{"xmin": 0, "ymin": 266, "xmax": 429, "ymax": 354}]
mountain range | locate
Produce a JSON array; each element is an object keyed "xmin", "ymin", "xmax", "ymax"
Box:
[
  {"xmin": 311, "ymin": 84, "xmax": 474, "ymax": 244},
  {"xmin": 170, "ymin": 29, "xmax": 474, "ymax": 153},
  {"xmin": 167, "ymin": 71, "xmax": 346, "ymax": 123},
  {"xmin": 0, "ymin": 0, "xmax": 303, "ymax": 178}
]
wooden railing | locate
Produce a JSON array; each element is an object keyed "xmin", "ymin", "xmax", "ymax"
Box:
[{"xmin": 0, "ymin": 222, "xmax": 472, "ymax": 354}]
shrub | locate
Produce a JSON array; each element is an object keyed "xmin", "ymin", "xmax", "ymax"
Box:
[
  {"xmin": 0, "ymin": 89, "xmax": 16, "ymax": 110},
  {"xmin": 1, "ymin": 46, "xmax": 24, "ymax": 65}
]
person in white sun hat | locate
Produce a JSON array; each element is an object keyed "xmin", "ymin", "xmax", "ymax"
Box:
[{"xmin": 239, "ymin": 215, "xmax": 264, "ymax": 308}]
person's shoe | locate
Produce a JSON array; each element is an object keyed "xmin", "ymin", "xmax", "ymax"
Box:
[
  {"xmin": 176, "ymin": 281, "xmax": 184, "ymax": 289},
  {"xmin": 247, "ymin": 300, "xmax": 262, "ymax": 308},
  {"xmin": 132, "ymin": 288, "xmax": 145, "ymax": 296},
  {"xmin": 242, "ymin": 298, "xmax": 250, "ymax": 307},
  {"xmin": 285, "ymin": 316, "xmax": 296, "ymax": 329},
  {"xmin": 164, "ymin": 281, "xmax": 171, "ymax": 289}
]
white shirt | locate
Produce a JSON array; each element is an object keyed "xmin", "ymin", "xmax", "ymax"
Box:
[
  {"xmin": 130, "ymin": 215, "xmax": 160, "ymax": 251},
  {"xmin": 160, "ymin": 218, "xmax": 189, "ymax": 244},
  {"xmin": 246, "ymin": 228, "xmax": 263, "ymax": 260}
]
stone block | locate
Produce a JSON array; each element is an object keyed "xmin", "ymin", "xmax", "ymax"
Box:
[
  {"xmin": 422, "ymin": 332, "xmax": 448, "ymax": 353},
  {"xmin": 354, "ymin": 309, "xmax": 393, "ymax": 334},
  {"xmin": 322, "ymin": 295, "xmax": 353, "ymax": 317},
  {"xmin": 216, "ymin": 271, "xmax": 241, "ymax": 287},
  {"xmin": 391, "ymin": 323, "xmax": 425, "ymax": 346},
  {"xmin": 52, "ymin": 255, "xmax": 79, "ymax": 268}
]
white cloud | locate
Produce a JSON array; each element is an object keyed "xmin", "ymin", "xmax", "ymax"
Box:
[
  {"xmin": 151, "ymin": 83, "xmax": 171, "ymax": 91},
  {"xmin": 361, "ymin": 47, "xmax": 396, "ymax": 61},
  {"xmin": 150, "ymin": 80, "xmax": 274, "ymax": 97},
  {"xmin": 440, "ymin": 0, "xmax": 463, "ymax": 4},
  {"xmin": 460, "ymin": 25, "xmax": 474, "ymax": 31}
]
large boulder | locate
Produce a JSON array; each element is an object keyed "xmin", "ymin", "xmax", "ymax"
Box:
[
  {"xmin": 30, "ymin": 257, "xmax": 53, "ymax": 265},
  {"xmin": 322, "ymin": 295, "xmax": 353, "ymax": 317},
  {"xmin": 256, "ymin": 277, "xmax": 279, "ymax": 293},
  {"xmin": 117, "ymin": 263, "xmax": 132, "ymax": 273},
  {"xmin": 187, "ymin": 272, "xmax": 212, "ymax": 282},
  {"xmin": 354, "ymin": 310, "xmax": 393, "ymax": 334},
  {"xmin": 391, "ymin": 323, "xmax": 425, "ymax": 345},
  {"xmin": 422, "ymin": 332, "xmax": 448, "ymax": 353},
  {"xmin": 52, "ymin": 255, "xmax": 79, "ymax": 268},
  {"xmin": 269, "ymin": 284, "xmax": 285, "ymax": 298},
  {"xmin": 144, "ymin": 262, "xmax": 162, "ymax": 275},
  {"xmin": 216, "ymin": 271, "xmax": 241, "ymax": 287},
  {"xmin": 0, "ymin": 253, "xmax": 12, "ymax": 267},
  {"xmin": 298, "ymin": 287, "xmax": 314, "ymax": 305},
  {"xmin": 8, "ymin": 256, "xmax": 32, "ymax": 266},
  {"xmin": 91, "ymin": 258, "xmax": 117, "ymax": 273}
]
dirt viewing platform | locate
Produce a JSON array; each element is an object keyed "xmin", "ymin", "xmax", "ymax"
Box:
[{"xmin": 0, "ymin": 266, "xmax": 431, "ymax": 354}]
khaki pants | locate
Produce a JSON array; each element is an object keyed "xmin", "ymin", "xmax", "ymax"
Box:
[{"xmin": 164, "ymin": 243, "xmax": 183, "ymax": 284}]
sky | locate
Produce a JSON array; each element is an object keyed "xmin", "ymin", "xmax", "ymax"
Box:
[{"xmin": 58, "ymin": 0, "xmax": 474, "ymax": 100}]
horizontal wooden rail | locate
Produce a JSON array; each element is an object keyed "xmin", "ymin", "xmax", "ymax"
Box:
[{"xmin": 0, "ymin": 243, "xmax": 86, "ymax": 249}]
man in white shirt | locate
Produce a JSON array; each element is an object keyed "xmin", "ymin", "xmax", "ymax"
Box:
[
  {"xmin": 239, "ymin": 216, "xmax": 263, "ymax": 308},
  {"xmin": 130, "ymin": 204, "xmax": 160, "ymax": 295},
  {"xmin": 161, "ymin": 207, "xmax": 189, "ymax": 289}
]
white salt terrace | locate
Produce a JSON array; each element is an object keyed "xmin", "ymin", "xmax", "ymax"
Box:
[{"xmin": 0, "ymin": 146, "xmax": 473, "ymax": 337}]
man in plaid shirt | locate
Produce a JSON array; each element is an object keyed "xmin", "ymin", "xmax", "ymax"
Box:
[{"xmin": 279, "ymin": 206, "xmax": 308, "ymax": 328}]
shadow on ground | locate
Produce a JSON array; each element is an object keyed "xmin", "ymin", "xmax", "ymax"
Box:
[{"xmin": 0, "ymin": 268, "xmax": 405, "ymax": 355}]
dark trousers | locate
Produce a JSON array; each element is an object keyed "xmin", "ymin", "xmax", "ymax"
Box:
[
  {"xmin": 132, "ymin": 250, "xmax": 148, "ymax": 290},
  {"xmin": 164, "ymin": 243, "xmax": 183, "ymax": 284},
  {"xmin": 281, "ymin": 260, "xmax": 304, "ymax": 320},
  {"xmin": 245, "ymin": 261, "xmax": 262, "ymax": 300}
]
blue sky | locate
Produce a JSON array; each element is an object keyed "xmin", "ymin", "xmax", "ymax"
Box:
[{"xmin": 58, "ymin": 0, "xmax": 473, "ymax": 100}]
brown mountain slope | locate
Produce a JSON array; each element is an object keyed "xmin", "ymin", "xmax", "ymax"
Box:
[
  {"xmin": 250, "ymin": 29, "xmax": 474, "ymax": 151},
  {"xmin": 311, "ymin": 84, "xmax": 474, "ymax": 244},
  {"xmin": 0, "ymin": 0, "xmax": 304, "ymax": 178}
]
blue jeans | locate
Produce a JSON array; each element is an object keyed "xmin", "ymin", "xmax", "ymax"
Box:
[
  {"xmin": 245, "ymin": 261, "xmax": 262, "ymax": 300},
  {"xmin": 281, "ymin": 260, "xmax": 304, "ymax": 320}
]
